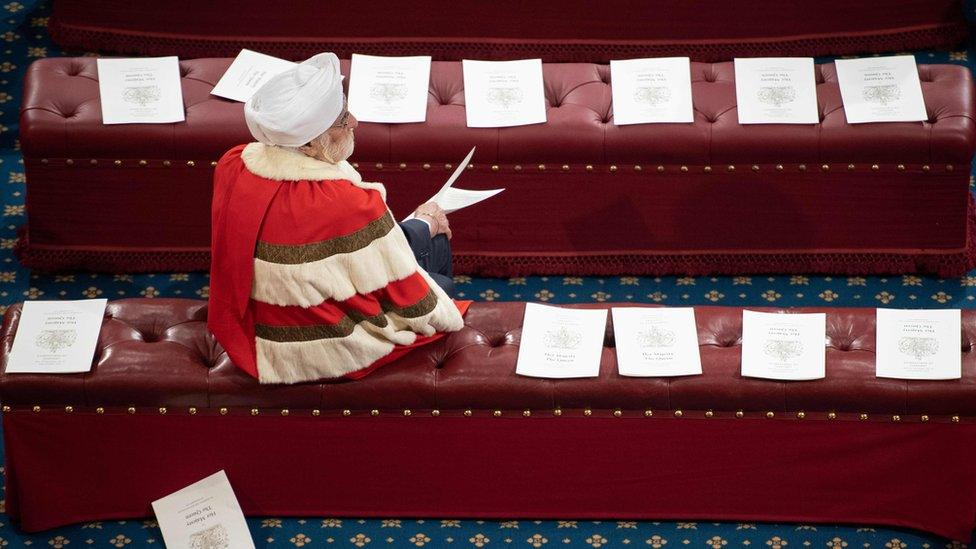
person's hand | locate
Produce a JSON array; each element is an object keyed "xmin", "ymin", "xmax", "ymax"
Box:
[{"xmin": 413, "ymin": 202, "xmax": 452, "ymax": 239}]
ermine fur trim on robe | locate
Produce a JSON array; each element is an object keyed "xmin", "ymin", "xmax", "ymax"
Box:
[
  {"xmin": 241, "ymin": 142, "xmax": 387, "ymax": 200},
  {"xmin": 255, "ymin": 323, "xmax": 407, "ymax": 384},
  {"xmin": 252, "ymin": 222, "xmax": 422, "ymax": 306}
]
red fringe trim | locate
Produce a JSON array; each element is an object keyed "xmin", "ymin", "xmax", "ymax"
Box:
[
  {"xmin": 48, "ymin": 21, "xmax": 968, "ymax": 63},
  {"xmin": 16, "ymin": 197, "xmax": 976, "ymax": 277}
]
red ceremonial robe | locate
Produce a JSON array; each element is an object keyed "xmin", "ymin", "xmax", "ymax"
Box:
[{"xmin": 209, "ymin": 143, "xmax": 467, "ymax": 384}]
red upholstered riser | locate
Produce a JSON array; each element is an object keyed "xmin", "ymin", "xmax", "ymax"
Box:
[
  {"xmin": 5, "ymin": 411, "xmax": 976, "ymax": 539},
  {"xmin": 48, "ymin": 0, "xmax": 967, "ymax": 62},
  {"xmin": 17, "ymin": 161, "xmax": 975, "ymax": 276}
]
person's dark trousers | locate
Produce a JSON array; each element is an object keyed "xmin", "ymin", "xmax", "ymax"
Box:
[{"xmin": 399, "ymin": 219, "xmax": 455, "ymax": 297}]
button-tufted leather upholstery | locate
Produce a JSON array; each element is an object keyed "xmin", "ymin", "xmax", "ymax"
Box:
[
  {"xmin": 4, "ymin": 299, "xmax": 976, "ymax": 537},
  {"xmin": 21, "ymin": 59, "xmax": 976, "ymax": 163},
  {"xmin": 2, "ymin": 298, "xmax": 975, "ymax": 417},
  {"xmin": 18, "ymin": 59, "xmax": 976, "ymax": 276}
]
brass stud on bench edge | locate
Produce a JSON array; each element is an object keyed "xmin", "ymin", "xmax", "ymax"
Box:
[
  {"xmin": 186, "ymin": 160, "xmax": 194, "ymax": 167},
  {"xmin": 157, "ymin": 407, "xmax": 167, "ymax": 415},
  {"xmin": 920, "ymin": 414, "xmax": 930, "ymax": 422},
  {"xmin": 31, "ymin": 405, "xmax": 40, "ymax": 413},
  {"xmin": 312, "ymin": 409, "xmax": 321, "ymax": 416},
  {"xmin": 553, "ymin": 408, "xmax": 563, "ymax": 416},
  {"xmin": 765, "ymin": 411, "xmax": 775, "ymax": 419},
  {"xmin": 523, "ymin": 409, "xmax": 532, "ymax": 417},
  {"xmin": 492, "ymin": 410, "xmax": 502, "ymax": 417},
  {"xmin": 644, "ymin": 409, "xmax": 653, "ymax": 417},
  {"xmin": 735, "ymin": 410, "xmax": 744, "ymax": 418},
  {"xmin": 1, "ymin": 406, "xmax": 9, "ymax": 413},
  {"xmin": 250, "ymin": 408, "xmax": 259, "ymax": 416},
  {"xmin": 431, "ymin": 409, "xmax": 440, "ymax": 417},
  {"xmin": 798, "ymin": 164, "xmax": 807, "ymax": 171},
  {"xmin": 612, "ymin": 409, "xmax": 622, "ymax": 417},
  {"xmin": 64, "ymin": 406, "xmax": 73, "ymax": 413},
  {"xmin": 847, "ymin": 164, "xmax": 855, "ymax": 171},
  {"xmin": 680, "ymin": 165, "xmax": 688, "ymax": 173},
  {"xmin": 219, "ymin": 407, "xmax": 228, "ymax": 415},
  {"xmin": 827, "ymin": 411, "xmax": 837, "ymax": 420},
  {"xmin": 859, "ymin": 413, "xmax": 869, "ymax": 421},
  {"xmin": 138, "ymin": 159, "xmax": 147, "ymax": 166},
  {"xmin": 403, "ymin": 409, "xmax": 412, "ymax": 416},
  {"xmin": 892, "ymin": 414, "xmax": 901, "ymax": 422},
  {"xmin": 674, "ymin": 410, "xmax": 683, "ymax": 418},
  {"xmin": 342, "ymin": 409, "xmax": 351, "ymax": 416},
  {"xmin": 952, "ymin": 415, "xmax": 961, "ymax": 423},
  {"xmin": 583, "ymin": 408, "xmax": 592, "ymax": 416},
  {"xmin": 704, "ymin": 410, "xmax": 714, "ymax": 418},
  {"xmin": 65, "ymin": 158, "xmax": 74, "ymax": 165},
  {"xmin": 281, "ymin": 409, "xmax": 290, "ymax": 416},
  {"xmin": 463, "ymin": 409, "xmax": 473, "ymax": 417},
  {"xmin": 796, "ymin": 411, "xmax": 805, "ymax": 419},
  {"xmin": 127, "ymin": 407, "xmax": 136, "ymax": 414},
  {"xmin": 97, "ymin": 407, "xmax": 105, "ymax": 414},
  {"xmin": 370, "ymin": 409, "xmax": 380, "ymax": 416}
]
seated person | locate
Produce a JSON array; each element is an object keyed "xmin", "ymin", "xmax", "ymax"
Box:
[{"xmin": 208, "ymin": 52, "xmax": 466, "ymax": 384}]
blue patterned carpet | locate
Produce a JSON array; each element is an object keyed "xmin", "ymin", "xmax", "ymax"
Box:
[{"xmin": 0, "ymin": 1, "xmax": 974, "ymax": 547}]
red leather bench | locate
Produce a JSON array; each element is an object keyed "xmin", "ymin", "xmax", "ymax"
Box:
[
  {"xmin": 49, "ymin": 0, "xmax": 968, "ymax": 63},
  {"xmin": 19, "ymin": 58, "xmax": 976, "ymax": 276},
  {"xmin": 2, "ymin": 299, "xmax": 976, "ymax": 538}
]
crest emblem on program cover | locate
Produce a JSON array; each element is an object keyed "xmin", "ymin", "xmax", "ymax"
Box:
[
  {"xmin": 633, "ymin": 86, "xmax": 672, "ymax": 107},
  {"xmin": 369, "ymin": 82, "xmax": 409, "ymax": 104},
  {"xmin": 757, "ymin": 86, "xmax": 797, "ymax": 107},
  {"xmin": 862, "ymin": 84, "xmax": 901, "ymax": 106},
  {"xmin": 763, "ymin": 339, "xmax": 804, "ymax": 362},
  {"xmin": 487, "ymin": 87, "xmax": 524, "ymax": 109},
  {"xmin": 898, "ymin": 336, "xmax": 939, "ymax": 360},
  {"xmin": 35, "ymin": 329, "xmax": 76, "ymax": 353},
  {"xmin": 122, "ymin": 85, "xmax": 161, "ymax": 106},
  {"xmin": 543, "ymin": 325, "xmax": 583, "ymax": 350},
  {"xmin": 637, "ymin": 325, "xmax": 676, "ymax": 348},
  {"xmin": 189, "ymin": 523, "xmax": 230, "ymax": 549}
]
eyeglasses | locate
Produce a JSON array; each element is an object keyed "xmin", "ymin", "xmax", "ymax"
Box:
[{"xmin": 331, "ymin": 110, "xmax": 351, "ymax": 130}]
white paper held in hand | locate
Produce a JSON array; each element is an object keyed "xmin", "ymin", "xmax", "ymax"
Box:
[
  {"xmin": 402, "ymin": 146, "xmax": 504, "ymax": 221},
  {"xmin": 6, "ymin": 298, "xmax": 107, "ymax": 374},
  {"xmin": 741, "ymin": 309, "xmax": 826, "ymax": 380},
  {"xmin": 515, "ymin": 303, "xmax": 608, "ymax": 378},
  {"xmin": 834, "ymin": 55, "xmax": 927, "ymax": 123},
  {"xmin": 612, "ymin": 307, "xmax": 702, "ymax": 376},
  {"xmin": 462, "ymin": 59, "xmax": 547, "ymax": 127},
  {"xmin": 733, "ymin": 57, "xmax": 819, "ymax": 124},
  {"xmin": 610, "ymin": 57, "xmax": 694, "ymax": 124},
  {"xmin": 348, "ymin": 53, "xmax": 432, "ymax": 123},
  {"xmin": 210, "ymin": 49, "xmax": 296, "ymax": 103},
  {"xmin": 876, "ymin": 308, "xmax": 961, "ymax": 380},
  {"xmin": 152, "ymin": 470, "xmax": 256, "ymax": 549},
  {"xmin": 96, "ymin": 56, "xmax": 185, "ymax": 124}
]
